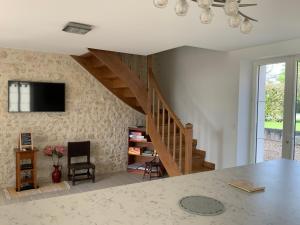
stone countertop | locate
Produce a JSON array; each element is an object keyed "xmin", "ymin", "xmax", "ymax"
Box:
[{"xmin": 1, "ymin": 159, "xmax": 300, "ymax": 225}]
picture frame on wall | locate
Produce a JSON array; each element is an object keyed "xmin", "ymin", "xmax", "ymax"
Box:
[{"xmin": 19, "ymin": 132, "xmax": 33, "ymax": 151}]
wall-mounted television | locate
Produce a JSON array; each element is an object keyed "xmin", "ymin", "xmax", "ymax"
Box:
[{"xmin": 8, "ymin": 81, "xmax": 65, "ymax": 112}]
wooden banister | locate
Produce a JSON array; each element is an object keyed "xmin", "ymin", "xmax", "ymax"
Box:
[{"xmin": 147, "ymin": 70, "xmax": 193, "ymax": 175}]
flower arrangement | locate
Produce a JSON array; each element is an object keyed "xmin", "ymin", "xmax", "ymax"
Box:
[{"xmin": 44, "ymin": 145, "xmax": 65, "ymax": 166}]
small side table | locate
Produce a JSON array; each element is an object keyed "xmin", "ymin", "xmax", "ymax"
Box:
[{"xmin": 15, "ymin": 149, "xmax": 38, "ymax": 192}]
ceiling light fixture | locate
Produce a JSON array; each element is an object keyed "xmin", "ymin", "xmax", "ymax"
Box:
[
  {"xmin": 153, "ymin": 0, "xmax": 169, "ymax": 8},
  {"xmin": 200, "ymin": 8, "xmax": 214, "ymax": 24},
  {"xmin": 62, "ymin": 22, "xmax": 93, "ymax": 35},
  {"xmin": 154, "ymin": 0, "xmax": 258, "ymax": 34},
  {"xmin": 175, "ymin": 0, "xmax": 189, "ymax": 16}
]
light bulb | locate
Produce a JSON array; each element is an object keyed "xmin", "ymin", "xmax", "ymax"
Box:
[
  {"xmin": 224, "ymin": 0, "xmax": 239, "ymax": 16},
  {"xmin": 153, "ymin": 0, "xmax": 168, "ymax": 8},
  {"xmin": 240, "ymin": 18, "xmax": 253, "ymax": 34},
  {"xmin": 228, "ymin": 14, "xmax": 241, "ymax": 28},
  {"xmin": 200, "ymin": 8, "xmax": 214, "ymax": 24},
  {"xmin": 175, "ymin": 0, "xmax": 189, "ymax": 16},
  {"xmin": 197, "ymin": 0, "xmax": 213, "ymax": 9}
]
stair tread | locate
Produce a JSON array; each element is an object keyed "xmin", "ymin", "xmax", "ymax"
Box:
[
  {"xmin": 193, "ymin": 149, "xmax": 206, "ymax": 155},
  {"xmin": 191, "ymin": 167, "xmax": 213, "ymax": 173},
  {"xmin": 111, "ymin": 80, "xmax": 128, "ymax": 88},
  {"xmin": 192, "ymin": 160, "xmax": 215, "ymax": 172},
  {"xmin": 112, "ymin": 87, "xmax": 135, "ymax": 98},
  {"xmin": 192, "ymin": 155, "xmax": 205, "ymax": 160},
  {"xmin": 94, "ymin": 66, "xmax": 119, "ymax": 80}
]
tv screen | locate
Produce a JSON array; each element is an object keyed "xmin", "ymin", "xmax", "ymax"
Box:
[{"xmin": 8, "ymin": 81, "xmax": 65, "ymax": 112}]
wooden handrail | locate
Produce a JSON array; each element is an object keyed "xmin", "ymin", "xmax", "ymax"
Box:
[{"xmin": 147, "ymin": 69, "xmax": 193, "ymax": 174}]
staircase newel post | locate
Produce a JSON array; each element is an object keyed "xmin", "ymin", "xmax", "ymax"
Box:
[{"xmin": 184, "ymin": 123, "xmax": 193, "ymax": 174}]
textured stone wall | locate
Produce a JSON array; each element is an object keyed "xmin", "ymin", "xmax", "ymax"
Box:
[{"xmin": 0, "ymin": 48, "xmax": 145, "ymax": 187}]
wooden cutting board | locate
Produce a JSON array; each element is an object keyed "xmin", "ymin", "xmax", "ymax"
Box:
[{"xmin": 229, "ymin": 180, "xmax": 265, "ymax": 193}]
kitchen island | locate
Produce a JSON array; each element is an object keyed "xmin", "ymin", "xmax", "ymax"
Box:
[{"xmin": 1, "ymin": 159, "xmax": 300, "ymax": 225}]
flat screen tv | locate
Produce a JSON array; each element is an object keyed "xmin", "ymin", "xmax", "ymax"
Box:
[{"xmin": 8, "ymin": 81, "xmax": 65, "ymax": 112}]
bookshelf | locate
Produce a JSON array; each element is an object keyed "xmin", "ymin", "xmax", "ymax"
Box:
[
  {"xmin": 127, "ymin": 127, "xmax": 156, "ymax": 174},
  {"xmin": 15, "ymin": 149, "xmax": 38, "ymax": 191}
]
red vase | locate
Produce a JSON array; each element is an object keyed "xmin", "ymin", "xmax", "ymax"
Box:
[{"xmin": 52, "ymin": 165, "xmax": 62, "ymax": 183}]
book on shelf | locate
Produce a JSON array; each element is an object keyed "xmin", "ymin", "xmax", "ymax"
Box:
[
  {"xmin": 129, "ymin": 135, "xmax": 145, "ymax": 139},
  {"xmin": 127, "ymin": 163, "xmax": 145, "ymax": 171},
  {"xmin": 141, "ymin": 149, "xmax": 154, "ymax": 156},
  {"xmin": 141, "ymin": 153, "xmax": 154, "ymax": 156},
  {"xmin": 129, "ymin": 139, "xmax": 147, "ymax": 142},
  {"xmin": 21, "ymin": 164, "xmax": 33, "ymax": 170},
  {"xmin": 130, "ymin": 132, "xmax": 143, "ymax": 136},
  {"xmin": 129, "ymin": 133, "xmax": 147, "ymax": 142},
  {"xmin": 143, "ymin": 149, "xmax": 153, "ymax": 153},
  {"xmin": 128, "ymin": 147, "xmax": 141, "ymax": 155}
]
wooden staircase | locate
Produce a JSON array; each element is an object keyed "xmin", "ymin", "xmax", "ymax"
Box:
[
  {"xmin": 72, "ymin": 49, "xmax": 147, "ymax": 113},
  {"xmin": 72, "ymin": 49, "xmax": 215, "ymax": 176}
]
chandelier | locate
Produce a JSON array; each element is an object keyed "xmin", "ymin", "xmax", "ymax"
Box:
[{"xmin": 153, "ymin": 0, "xmax": 258, "ymax": 34}]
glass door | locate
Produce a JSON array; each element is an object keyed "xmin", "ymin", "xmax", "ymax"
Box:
[
  {"xmin": 254, "ymin": 56, "xmax": 300, "ymax": 163},
  {"xmin": 256, "ymin": 62, "xmax": 287, "ymax": 162}
]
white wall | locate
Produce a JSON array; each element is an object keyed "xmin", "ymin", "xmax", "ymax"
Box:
[
  {"xmin": 154, "ymin": 47, "xmax": 238, "ymax": 168},
  {"xmin": 235, "ymin": 59, "xmax": 253, "ymax": 166},
  {"xmin": 154, "ymin": 38, "xmax": 300, "ymax": 169}
]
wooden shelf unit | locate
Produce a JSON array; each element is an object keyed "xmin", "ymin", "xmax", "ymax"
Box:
[
  {"xmin": 16, "ymin": 149, "xmax": 38, "ymax": 192},
  {"xmin": 127, "ymin": 127, "xmax": 163, "ymax": 174}
]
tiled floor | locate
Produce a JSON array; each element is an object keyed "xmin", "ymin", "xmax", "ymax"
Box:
[{"xmin": 0, "ymin": 172, "xmax": 147, "ymax": 206}]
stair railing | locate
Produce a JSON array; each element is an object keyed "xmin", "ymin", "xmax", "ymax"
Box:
[{"xmin": 147, "ymin": 70, "xmax": 193, "ymax": 174}]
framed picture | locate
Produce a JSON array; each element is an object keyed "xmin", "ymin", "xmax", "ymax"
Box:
[{"xmin": 19, "ymin": 132, "xmax": 33, "ymax": 150}]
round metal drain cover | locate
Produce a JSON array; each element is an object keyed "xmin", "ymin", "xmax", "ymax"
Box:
[{"xmin": 179, "ymin": 196, "xmax": 225, "ymax": 216}]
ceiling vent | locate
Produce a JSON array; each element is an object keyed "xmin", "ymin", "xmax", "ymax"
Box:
[{"xmin": 62, "ymin": 22, "xmax": 93, "ymax": 35}]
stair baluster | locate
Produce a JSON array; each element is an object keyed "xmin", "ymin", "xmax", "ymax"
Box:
[
  {"xmin": 167, "ymin": 113, "xmax": 171, "ymax": 151},
  {"xmin": 147, "ymin": 70, "xmax": 193, "ymax": 174}
]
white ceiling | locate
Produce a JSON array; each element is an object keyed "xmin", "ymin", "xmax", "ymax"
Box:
[{"xmin": 0, "ymin": 0, "xmax": 299, "ymax": 55}]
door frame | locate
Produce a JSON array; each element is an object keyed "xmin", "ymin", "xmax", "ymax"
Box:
[
  {"xmin": 292, "ymin": 55, "xmax": 300, "ymax": 159},
  {"xmin": 250, "ymin": 56, "xmax": 295, "ymax": 163}
]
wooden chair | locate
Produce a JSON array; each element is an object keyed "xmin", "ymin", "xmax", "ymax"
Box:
[
  {"xmin": 143, "ymin": 155, "xmax": 162, "ymax": 180},
  {"xmin": 67, "ymin": 141, "xmax": 95, "ymax": 185}
]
